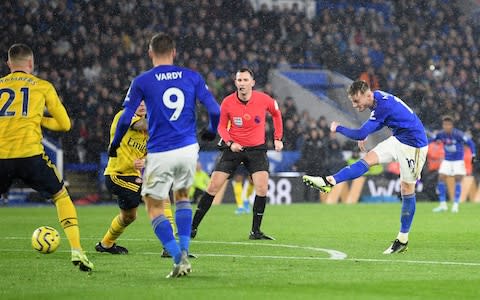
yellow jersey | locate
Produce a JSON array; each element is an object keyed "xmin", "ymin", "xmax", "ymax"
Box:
[
  {"xmin": 0, "ymin": 71, "xmax": 70, "ymax": 159},
  {"xmin": 104, "ymin": 110, "xmax": 147, "ymax": 176}
]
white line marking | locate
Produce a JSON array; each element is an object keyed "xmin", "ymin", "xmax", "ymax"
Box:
[
  {"xmin": 1, "ymin": 236, "xmax": 347, "ymax": 260},
  {"xmin": 4, "ymin": 237, "xmax": 480, "ymax": 266}
]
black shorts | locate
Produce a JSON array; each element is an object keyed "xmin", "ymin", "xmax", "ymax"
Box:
[
  {"xmin": 215, "ymin": 148, "xmax": 269, "ymax": 175},
  {"xmin": 0, "ymin": 154, "xmax": 64, "ymax": 198},
  {"xmin": 105, "ymin": 175, "xmax": 142, "ymax": 210}
]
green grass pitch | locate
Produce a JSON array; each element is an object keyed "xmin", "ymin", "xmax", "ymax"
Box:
[{"xmin": 1, "ymin": 202, "xmax": 480, "ymax": 300}]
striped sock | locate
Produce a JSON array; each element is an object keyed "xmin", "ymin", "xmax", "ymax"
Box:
[
  {"xmin": 53, "ymin": 188, "xmax": 81, "ymax": 250},
  {"xmin": 152, "ymin": 215, "xmax": 181, "ymax": 264},
  {"xmin": 101, "ymin": 215, "xmax": 127, "ymax": 248}
]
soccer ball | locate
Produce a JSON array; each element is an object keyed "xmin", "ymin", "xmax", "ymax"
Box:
[{"xmin": 31, "ymin": 226, "xmax": 60, "ymax": 254}]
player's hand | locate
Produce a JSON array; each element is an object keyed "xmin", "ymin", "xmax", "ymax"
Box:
[
  {"xmin": 133, "ymin": 158, "xmax": 145, "ymax": 171},
  {"xmin": 358, "ymin": 139, "xmax": 367, "ymax": 152},
  {"xmin": 230, "ymin": 142, "xmax": 243, "ymax": 152},
  {"xmin": 330, "ymin": 121, "xmax": 339, "ymax": 132},
  {"xmin": 200, "ymin": 127, "xmax": 217, "ymax": 141},
  {"xmin": 472, "ymin": 156, "xmax": 476, "ymax": 166},
  {"xmin": 108, "ymin": 145, "xmax": 119, "ymax": 157},
  {"xmin": 274, "ymin": 140, "xmax": 284, "ymax": 152}
]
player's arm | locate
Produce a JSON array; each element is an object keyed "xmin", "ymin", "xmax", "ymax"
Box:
[
  {"xmin": 196, "ymin": 75, "xmax": 220, "ymax": 140},
  {"xmin": 267, "ymin": 97, "xmax": 284, "ymax": 151},
  {"xmin": 217, "ymin": 101, "xmax": 233, "ymax": 144},
  {"xmin": 131, "ymin": 118, "xmax": 147, "ymax": 131},
  {"xmin": 42, "ymin": 84, "xmax": 71, "ymax": 131},
  {"xmin": 109, "ymin": 81, "xmax": 143, "ymax": 156},
  {"xmin": 463, "ymin": 135, "xmax": 476, "ymax": 158},
  {"xmin": 334, "ymin": 119, "xmax": 383, "ymax": 140}
]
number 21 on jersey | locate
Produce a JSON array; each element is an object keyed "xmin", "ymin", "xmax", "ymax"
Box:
[{"xmin": 0, "ymin": 87, "xmax": 29, "ymax": 117}]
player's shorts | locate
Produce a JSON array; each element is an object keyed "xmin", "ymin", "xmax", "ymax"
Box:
[
  {"xmin": 214, "ymin": 146, "xmax": 269, "ymax": 175},
  {"xmin": 142, "ymin": 143, "xmax": 199, "ymax": 200},
  {"xmin": 0, "ymin": 153, "xmax": 63, "ymax": 197},
  {"xmin": 105, "ymin": 175, "xmax": 142, "ymax": 210},
  {"xmin": 372, "ymin": 136, "xmax": 428, "ymax": 184},
  {"xmin": 438, "ymin": 160, "xmax": 466, "ymax": 176}
]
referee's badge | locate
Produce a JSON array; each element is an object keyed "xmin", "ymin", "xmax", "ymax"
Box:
[{"xmin": 233, "ymin": 117, "xmax": 243, "ymax": 127}]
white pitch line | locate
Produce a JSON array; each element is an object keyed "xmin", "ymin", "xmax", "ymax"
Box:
[
  {"xmin": 1, "ymin": 237, "xmax": 347, "ymax": 260},
  {"xmin": 3, "ymin": 237, "xmax": 480, "ymax": 267}
]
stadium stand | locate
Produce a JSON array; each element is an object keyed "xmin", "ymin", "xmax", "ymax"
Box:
[{"xmin": 2, "ymin": 0, "xmax": 480, "ymax": 201}]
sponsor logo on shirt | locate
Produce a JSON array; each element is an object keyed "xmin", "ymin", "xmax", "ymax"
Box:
[{"xmin": 233, "ymin": 117, "xmax": 243, "ymax": 127}]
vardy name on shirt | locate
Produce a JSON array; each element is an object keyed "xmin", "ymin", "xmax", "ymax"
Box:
[{"xmin": 155, "ymin": 71, "xmax": 183, "ymax": 81}]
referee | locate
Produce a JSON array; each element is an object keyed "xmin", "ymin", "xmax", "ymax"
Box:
[{"xmin": 191, "ymin": 67, "xmax": 284, "ymax": 240}]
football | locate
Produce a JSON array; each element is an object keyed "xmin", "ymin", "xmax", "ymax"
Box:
[{"xmin": 31, "ymin": 226, "xmax": 60, "ymax": 254}]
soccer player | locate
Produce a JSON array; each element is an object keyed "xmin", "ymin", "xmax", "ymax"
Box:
[
  {"xmin": 96, "ymin": 100, "xmax": 176, "ymax": 255},
  {"xmin": 232, "ymin": 170, "xmax": 254, "ymax": 215},
  {"xmin": 189, "ymin": 161, "xmax": 210, "ymax": 204},
  {"xmin": 303, "ymin": 80, "xmax": 428, "ymax": 254},
  {"xmin": 0, "ymin": 44, "xmax": 93, "ymax": 271},
  {"xmin": 108, "ymin": 33, "xmax": 220, "ymax": 278},
  {"xmin": 431, "ymin": 116, "xmax": 476, "ymax": 213},
  {"xmin": 191, "ymin": 67, "xmax": 284, "ymax": 240}
]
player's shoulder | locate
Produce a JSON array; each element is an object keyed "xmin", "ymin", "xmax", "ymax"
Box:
[
  {"xmin": 252, "ymin": 90, "xmax": 273, "ymax": 100},
  {"xmin": 373, "ymin": 90, "xmax": 392, "ymax": 101},
  {"xmin": 452, "ymin": 128, "xmax": 466, "ymax": 137},
  {"xmin": 221, "ymin": 92, "xmax": 237, "ymax": 103}
]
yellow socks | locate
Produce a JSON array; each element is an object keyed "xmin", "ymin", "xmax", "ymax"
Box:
[
  {"xmin": 164, "ymin": 199, "xmax": 176, "ymax": 233},
  {"xmin": 53, "ymin": 188, "xmax": 81, "ymax": 250},
  {"xmin": 246, "ymin": 181, "xmax": 254, "ymax": 199},
  {"xmin": 101, "ymin": 215, "xmax": 127, "ymax": 248},
  {"xmin": 233, "ymin": 181, "xmax": 244, "ymax": 208}
]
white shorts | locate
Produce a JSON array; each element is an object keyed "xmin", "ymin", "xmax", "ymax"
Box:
[
  {"xmin": 141, "ymin": 143, "xmax": 199, "ymax": 200},
  {"xmin": 372, "ymin": 136, "xmax": 428, "ymax": 184},
  {"xmin": 438, "ymin": 160, "xmax": 466, "ymax": 176}
]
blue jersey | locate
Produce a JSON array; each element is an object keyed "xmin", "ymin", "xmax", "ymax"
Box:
[
  {"xmin": 337, "ymin": 90, "xmax": 428, "ymax": 148},
  {"xmin": 432, "ymin": 129, "xmax": 476, "ymax": 161},
  {"xmin": 111, "ymin": 65, "xmax": 220, "ymax": 153}
]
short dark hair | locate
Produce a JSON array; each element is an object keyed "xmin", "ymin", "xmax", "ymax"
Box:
[
  {"xmin": 8, "ymin": 43, "xmax": 33, "ymax": 61},
  {"xmin": 348, "ymin": 80, "xmax": 370, "ymax": 96},
  {"xmin": 442, "ymin": 115, "xmax": 454, "ymax": 123},
  {"xmin": 149, "ymin": 33, "xmax": 175, "ymax": 56},
  {"xmin": 237, "ymin": 67, "xmax": 254, "ymax": 79}
]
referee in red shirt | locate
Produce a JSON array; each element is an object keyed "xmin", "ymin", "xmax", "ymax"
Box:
[{"xmin": 191, "ymin": 67, "xmax": 284, "ymax": 240}]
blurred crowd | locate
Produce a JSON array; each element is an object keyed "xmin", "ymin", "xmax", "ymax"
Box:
[{"xmin": 2, "ymin": 0, "xmax": 479, "ymax": 174}]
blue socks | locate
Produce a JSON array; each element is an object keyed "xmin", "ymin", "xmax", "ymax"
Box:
[
  {"xmin": 454, "ymin": 182, "xmax": 461, "ymax": 204},
  {"xmin": 400, "ymin": 193, "xmax": 416, "ymax": 233},
  {"xmin": 152, "ymin": 215, "xmax": 181, "ymax": 264},
  {"xmin": 175, "ymin": 200, "xmax": 192, "ymax": 253},
  {"xmin": 333, "ymin": 159, "xmax": 369, "ymax": 184},
  {"xmin": 151, "ymin": 200, "xmax": 193, "ymax": 264},
  {"xmin": 437, "ymin": 181, "xmax": 446, "ymax": 202}
]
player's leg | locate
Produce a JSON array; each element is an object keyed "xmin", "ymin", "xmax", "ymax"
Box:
[
  {"xmin": 191, "ymin": 150, "xmax": 239, "ymax": 237},
  {"xmin": 142, "ymin": 152, "xmax": 187, "ymax": 277},
  {"xmin": 433, "ymin": 161, "xmax": 449, "ymax": 212},
  {"xmin": 249, "ymin": 170, "xmax": 274, "ymax": 240},
  {"xmin": 245, "ymin": 150, "xmax": 274, "ymax": 240},
  {"xmin": 163, "ymin": 197, "xmax": 176, "ymax": 233},
  {"xmin": 21, "ymin": 154, "xmax": 93, "ymax": 271},
  {"xmin": 451, "ymin": 160, "xmax": 466, "ymax": 213},
  {"xmin": 244, "ymin": 176, "xmax": 254, "ymax": 213},
  {"xmin": 191, "ymin": 171, "xmax": 230, "ymax": 237},
  {"xmin": 303, "ymin": 137, "xmax": 395, "ymax": 192},
  {"xmin": 145, "ymin": 195, "xmax": 187, "ymax": 277},
  {"xmin": 452, "ymin": 174, "xmax": 463, "ymax": 213},
  {"xmin": 96, "ymin": 175, "xmax": 141, "ymax": 254},
  {"xmin": 232, "ymin": 173, "xmax": 246, "ymax": 214},
  {"xmin": 384, "ymin": 143, "xmax": 428, "ymax": 254}
]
